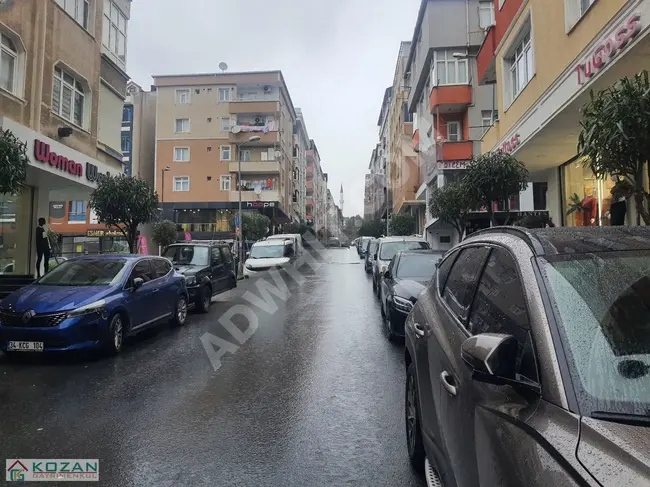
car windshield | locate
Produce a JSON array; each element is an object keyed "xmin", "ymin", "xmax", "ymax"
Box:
[
  {"xmin": 163, "ymin": 246, "xmax": 209, "ymax": 266},
  {"xmin": 540, "ymin": 250, "xmax": 650, "ymax": 416},
  {"xmin": 368, "ymin": 241, "xmax": 378, "ymax": 254},
  {"xmin": 38, "ymin": 259, "xmax": 127, "ymax": 286},
  {"xmin": 379, "ymin": 241, "xmax": 429, "ymax": 261},
  {"xmin": 396, "ymin": 254, "xmax": 444, "ymax": 279},
  {"xmin": 250, "ymin": 245, "xmax": 285, "ymax": 259}
]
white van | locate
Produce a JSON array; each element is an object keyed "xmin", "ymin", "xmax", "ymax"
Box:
[
  {"xmin": 266, "ymin": 234, "xmax": 304, "ymax": 257},
  {"xmin": 243, "ymin": 239, "xmax": 296, "ymax": 278}
]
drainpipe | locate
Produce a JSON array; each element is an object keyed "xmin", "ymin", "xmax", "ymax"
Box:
[{"xmin": 30, "ymin": 0, "xmax": 47, "ymax": 131}]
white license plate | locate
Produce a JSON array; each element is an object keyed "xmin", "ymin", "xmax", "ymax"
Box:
[{"xmin": 7, "ymin": 341, "xmax": 44, "ymax": 352}]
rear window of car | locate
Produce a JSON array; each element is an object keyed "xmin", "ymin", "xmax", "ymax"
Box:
[{"xmin": 379, "ymin": 241, "xmax": 429, "ymax": 261}]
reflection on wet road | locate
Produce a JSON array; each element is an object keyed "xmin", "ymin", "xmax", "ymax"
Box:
[{"xmin": 0, "ymin": 248, "xmax": 424, "ymax": 486}]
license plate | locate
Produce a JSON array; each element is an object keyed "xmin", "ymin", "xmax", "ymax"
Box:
[{"xmin": 7, "ymin": 341, "xmax": 44, "ymax": 352}]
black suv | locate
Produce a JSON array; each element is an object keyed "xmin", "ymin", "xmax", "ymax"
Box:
[{"xmin": 162, "ymin": 241, "xmax": 236, "ymax": 312}]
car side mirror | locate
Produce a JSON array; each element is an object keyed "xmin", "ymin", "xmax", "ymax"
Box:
[
  {"xmin": 373, "ymin": 253, "xmax": 378, "ymax": 261},
  {"xmin": 132, "ymin": 277, "xmax": 144, "ymax": 291},
  {"xmin": 246, "ymin": 252, "xmax": 250, "ymax": 258},
  {"xmin": 383, "ymin": 269, "xmax": 391, "ymax": 278}
]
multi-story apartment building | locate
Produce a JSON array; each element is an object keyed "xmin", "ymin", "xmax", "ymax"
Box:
[
  {"xmin": 0, "ymin": 0, "xmax": 131, "ymax": 275},
  {"xmin": 364, "ymin": 172, "xmax": 374, "ymax": 219},
  {"xmin": 404, "ymin": 0, "xmax": 496, "ymax": 248},
  {"xmin": 292, "ymin": 108, "xmax": 310, "ymax": 222},
  {"xmin": 306, "ymin": 139, "xmax": 328, "ymax": 232},
  {"xmin": 377, "ymin": 87, "xmax": 392, "ymax": 223},
  {"xmin": 152, "ymin": 70, "xmax": 298, "ymax": 239},
  {"xmin": 122, "ymin": 81, "xmax": 156, "ymax": 183},
  {"xmin": 480, "ymin": 0, "xmax": 648, "ymax": 228}
]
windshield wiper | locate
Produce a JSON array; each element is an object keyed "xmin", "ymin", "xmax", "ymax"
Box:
[{"xmin": 591, "ymin": 411, "xmax": 650, "ymax": 427}]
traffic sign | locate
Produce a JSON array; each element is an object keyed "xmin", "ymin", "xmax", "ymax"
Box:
[{"xmin": 235, "ymin": 215, "xmax": 240, "ymax": 226}]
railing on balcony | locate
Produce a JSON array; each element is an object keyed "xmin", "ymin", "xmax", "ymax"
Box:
[{"xmin": 235, "ymin": 93, "xmax": 279, "ymax": 102}]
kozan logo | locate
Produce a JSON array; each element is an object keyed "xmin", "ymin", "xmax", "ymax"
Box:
[{"xmin": 34, "ymin": 140, "xmax": 83, "ymax": 177}]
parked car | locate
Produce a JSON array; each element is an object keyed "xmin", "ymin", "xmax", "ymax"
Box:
[
  {"xmin": 357, "ymin": 237, "xmax": 371, "ymax": 258},
  {"xmin": 1, "ymin": 256, "xmax": 68, "ymax": 275},
  {"xmin": 243, "ymin": 239, "xmax": 296, "ymax": 278},
  {"xmin": 266, "ymin": 234, "xmax": 304, "ymax": 256},
  {"xmin": 162, "ymin": 240, "xmax": 236, "ymax": 313},
  {"xmin": 0, "ymin": 255, "xmax": 188, "ymax": 355},
  {"xmin": 327, "ymin": 237, "xmax": 341, "ymax": 248},
  {"xmin": 372, "ymin": 236, "xmax": 430, "ymax": 297},
  {"xmin": 405, "ymin": 226, "xmax": 650, "ymax": 486},
  {"xmin": 364, "ymin": 239, "xmax": 378, "ymax": 274},
  {"xmin": 379, "ymin": 250, "xmax": 444, "ymax": 341}
]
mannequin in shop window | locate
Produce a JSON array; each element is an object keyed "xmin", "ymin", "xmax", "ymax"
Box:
[{"xmin": 582, "ymin": 186, "xmax": 599, "ymax": 226}]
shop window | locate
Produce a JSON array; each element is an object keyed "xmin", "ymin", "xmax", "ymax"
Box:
[
  {"xmin": 0, "ymin": 31, "xmax": 25, "ymax": 98},
  {"xmin": 52, "ymin": 65, "xmax": 87, "ymax": 128},
  {"xmin": 533, "ymin": 182, "xmax": 548, "ymax": 210},
  {"xmin": 504, "ymin": 17, "xmax": 534, "ymax": 107},
  {"xmin": 562, "ymin": 160, "xmax": 618, "ymax": 227},
  {"xmin": 68, "ymin": 200, "xmax": 87, "ymax": 223},
  {"xmin": 0, "ymin": 190, "xmax": 32, "ymax": 275}
]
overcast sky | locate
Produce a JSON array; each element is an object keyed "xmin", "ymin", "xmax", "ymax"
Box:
[{"xmin": 127, "ymin": 0, "xmax": 420, "ymax": 217}]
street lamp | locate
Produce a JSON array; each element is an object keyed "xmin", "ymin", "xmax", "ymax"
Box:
[{"xmin": 238, "ymin": 135, "xmax": 261, "ymax": 275}]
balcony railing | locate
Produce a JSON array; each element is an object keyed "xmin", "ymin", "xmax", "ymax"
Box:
[
  {"xmin": 235, "ymin": 93, "xmax": 279, "ymax": 102},
  {"xmin": 229, "ymin": 190, "xmax": 280, "ymax": 203},
  {"xmin": 228, "ymin": 160, "xmax": 280, "ymax": 173}
]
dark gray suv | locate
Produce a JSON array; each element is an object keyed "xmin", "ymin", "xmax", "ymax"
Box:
[{"xmin": 405, "ymin": 226, "xmax": 650, "ymax": 486}]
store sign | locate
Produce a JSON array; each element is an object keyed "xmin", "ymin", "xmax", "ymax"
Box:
[
  {"xmin": 500, "ymin": 134, "xmax": 521, "ymax": 154},
  {"xmin": 575, "ymin": 14, "xmax": 641, "ymax": 86},
  {"xmin": 437, "ymin": 161, "xmax": 468, "ymax": 170},
  {"xmin": 48, "ymin": 201, "xmax": 65, "ymax": 220},
  {"xmin": 246, "ymin": 202, "xmax": 275, "ymax": 208},
  {"xmin": 34, "ymin": 140, "xmax": 83, "ymax": 177},
  {"xmin": 86, "ymin": 229, "xmax": 123, "ymax": 237}
]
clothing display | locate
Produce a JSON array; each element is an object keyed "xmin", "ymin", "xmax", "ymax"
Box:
[
  {"xmin": 581, "ymin": 195, "xmax": 598, "ymax": 226},
  {"xmin": 610, "ymin": 199, "xmax": 627, "ymax": 226}
]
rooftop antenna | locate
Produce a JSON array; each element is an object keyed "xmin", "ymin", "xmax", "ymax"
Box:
[{"xmin": 219, "ymin": 62, "xmax": 228, "ymax": 73}]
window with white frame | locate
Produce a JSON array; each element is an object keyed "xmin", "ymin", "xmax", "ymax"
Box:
[
  {"xmin": 175, "ymin": 89, "xmax": 190, "ymax": 104},
  {"xmin": 506, "ymin": 26, "xmax": 534, "ymax": 103},
  {"xmin": 220, "ymin": 175, "xmax": 231, "ymax": 191},
  {"xmin": 173, "ymin": 176, "xmax": 190, "ymax": 192},
  {"xmin": 220, "ymin": 145, "xmax": 231, "ymax": 161},
  {"xmin": 175, "ymin": 118, "xmax": 190, "ymax": 133},
  {"xmin": 434, "ymin": 50, "xmax": 468, "ymax": 85},
  {"xmin": 56, "ymin": 0, "xmax": 90, "ymax": 29},
  {"xmin": 52, "ymin": 66, "xmax": 86, "ymax": 127},
  {"xmin": 447, "ymin": 121, "xmax": 461, "ymax": 142},
  {"xmin": 218, "ymin": 88, "xmax": 231, "ymax": 102},
  {"xmin": 221, "ymin": 117, "xmax": 232, "ymax": 131},
  {"xmin": 102, "ymin": 0, "xmax": 127, "ymax": 65},
  {"xmin": 239, "ymin": 149, "xmax": 251, "ymax": 162},
  {"xmin": 0, "ymin": 34, "xmax": 18, "ymax": 94},
  {"xmin": 499, "ymin": 0, "xmax": 506, "ymax": 9},
  {"xmin": 481, "ymin": 110, "xmax": 496, "ymax": 135},
  {"xmin": 174, "ymin": 147, "xmax": 190, "ymax": 162},
  {"xmin": 580, "ymin": 0, "xmax": 595, "ymax": 16},
  {"xmin": 479, "ymin": 1, "xmax": 495, "ymax": 29}
]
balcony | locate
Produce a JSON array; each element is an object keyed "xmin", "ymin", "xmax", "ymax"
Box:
[
  {"xmin": 228, "ymin": 160, "xmax": 280, "ymax": 174},
  {"xmin": 229, "ymin": 129, "xmax": 278, "ymax": 145},
  {"xmin": 229, "ymin": 100, "xmax": 278, "ymax": 115},
  {"xmin": 413, "ymin": 129, "xmax": 420, "ymax": 152},
  {"xmin": 477, "ymin": 26, "xmax": 497, "ymax": 85},
  {"xmin": 306, "ymin": 181, "xmax": 314, "ymax": 190},
  {"xmin": 229, "ymin": 190, "xmax": 280, "ymax": 203},
  {"xmin": 307, "ymin": 165, "xmax": 313, "ymax": 174},
  {"xmin": 306, "ymin": 198, "xmax": 314, "ymax": 206},
  {"xmin": 305, "ymin": 150, "xmax": 316, "ymax": 162},
  {"xmin": 429, "ymin": 85, "xmax": 472, "ymax": 114},
  {"xmin": 439, "ymin": 141, "xmax": 473, "ymax": 161}
]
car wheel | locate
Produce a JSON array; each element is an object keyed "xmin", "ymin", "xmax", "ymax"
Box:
[
  {"xmin": 196, "ymin": 285, "xmax": 212, "ymax": 313},
  {"xmin": 231, "ymin": 276, "xmax": 237, "ymax": 288},
  {"xmin": 380, "ymin": 298, "xmax": 386, "ymax": 319},
  {"xmin": 384, "ymin": 307, "xmax": 396, "ymax": 342},
  {"xmin": 406, "ymin": 362, "xmax": 426, "ymax": 473},
  {"xmin": 171, "ymin": 294, "xmax": 188, "ymax": 327},
  {"xmin": 372, "ymin": 277, "xmax": 377, "ymax": 292},
  {"xmin": 105, "ymin": 313, "xmax": 125, "ymax": 355}
]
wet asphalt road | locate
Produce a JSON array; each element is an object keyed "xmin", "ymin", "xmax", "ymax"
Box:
[{"xmin": 0, "ymin": 248, "xmax": 425, "ymax": 487}]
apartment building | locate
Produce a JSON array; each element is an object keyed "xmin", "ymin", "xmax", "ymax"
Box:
[
  {"xmin": 377, "ymin": 87, "xmax": 392, "ymax": 222},
  {"xmin": 306, "ymin": 140, "xmax": 328, "ymax": 232},
  {"xmin": 122, "ymin": 81, "xmax": 156, "ymax": 182},
  {"xmin": 0, "ymin": 0, "xmax": 130, "ymax": 275},
  {"xmin": 405, "ymin": 0, "xmax": 497, "ymax": 248},
  {"xmin": 292, "ymin": 108, "xmax": 310, "ymax": 222},
  {"xmin": 364, "ymin": 172, "xmax": 374, "ymax": 219},
  {"xmin": 480, "ymin": 0, "xmax": 649, "ymax": 228},
  {"xmin": 152, "ymin": 70, "xmax": 298, "ymax": 239}
]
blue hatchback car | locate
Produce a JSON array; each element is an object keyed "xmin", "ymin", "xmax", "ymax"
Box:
[{"xmin": 0, "ymin": 255, "xmax": 189, "ymax": 355}]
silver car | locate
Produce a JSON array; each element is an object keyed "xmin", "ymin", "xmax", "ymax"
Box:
[{"xmin": 371, "ymin": 236, "xmax": 429, "ymax": 298}]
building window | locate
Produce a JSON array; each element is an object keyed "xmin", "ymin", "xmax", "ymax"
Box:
[
  {"xmin": 440, "ymin": 235, "xmax": 451, "ymax": 244},
  {"xmin": 56, "ymin": 0, "xmax": 90, "ymax": 29},
  {"xmin": 447, "ymin": 121, "xmax": 461, "ymax": 142},
  {"xmin": 499, "ymin": 0, "xmax": 506, "ymax": 9},
  {"xmin": 220, "ymin": 145, "xmax": 231, "ymax": 161},
  {"xmin": 175, "ymin": 118, "xmax": 190, "ymax": 133},
  {"xmin": 479, "ymin": 1, "xmax": 495, "ymax": 29},
  {"xmin": 218, "ymin": 88, "xmax": 231, "ymax": 102},
  {"xmin": 174, "ymin": 147, "xmax": 190, "ymax": 162},
  {"xmin": 221, "ymin": 117, "xmax": 232, "ymax": 131},
  {"xmin": 239, "ymin": 149, "xmax": 251, "ymax": 162},
  {"xmin": 102, "ymin": 0, "xmax": 127, "ymax": 65},
  {"xmin": 506, "ymin": 27, "xmax": 534, "ymax": 103},
  {"xmin": 122, "ymin": 105, "xmax": 132, "ymax": 122},
  {"xmin": 175, "ymin": 89, "xmax": 190, "ymax": 104},
  {"xmin": 173, "ymin": 176, "xmax": 190, "ymax": 192},
  {"xmin": 68, "ymin": 200, "xmax": 87, "ymax": 223},
  {"xmin": 580, "ymin": 0, "xmax": 595, "ymax": 16},
  {"xmin": 434, "ymin": 49, "xmax": 468, "ymax": 85},
  {"xmin": 52, "ymin": 66, "xmax": 85, "ymax": 127},
  {"xmin": 0, "ymin": 34, "xmax": 17, "ymax": 94},
  {"xmin": 121, "ymin": 134, "xmax": 131, "ymax": 153},
  {"xmin": 220, "ymin": 175, "xmax": 231, "ymax": 191},
  {"xmin": 481, "ymin": 110, "xmax": 498, "ymax": 135}
]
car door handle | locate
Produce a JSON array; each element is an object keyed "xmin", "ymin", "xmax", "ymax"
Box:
[
  {"xmin": 413, "ymin": 322, "xmax": 425, "ymax": 338},
  {"xmin": 152, "ymin": 288, "xmax": 160, "ymax": 293},
  {"xmin": 440, "ymin": 371, "xmax": 457, "ymax": 396}
]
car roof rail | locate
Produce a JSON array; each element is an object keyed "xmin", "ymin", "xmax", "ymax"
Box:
[{"xmin": 466, "ymin": 226, "xmax": 544, "ymax": 255}]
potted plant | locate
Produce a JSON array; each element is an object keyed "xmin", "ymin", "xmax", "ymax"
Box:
[{"xmin": 566, "ymin": 193, "xmax": 584, "ymax": 226}]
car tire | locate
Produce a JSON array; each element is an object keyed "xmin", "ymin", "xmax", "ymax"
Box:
[
  {"xmin": 231, "ymin": 276, "xmax": 237, "ymax": 289},
  {"xmin": 196, "ymin": 285, "xmax": 212, "ymax": 313},
  {"xmin": 171, "ymin": 294, "xmax": 188, "ymax": 327},
  {"xmin": 406, "ymin": 362, "xmax": 426, "ymax": 474},
  {"xmin": 372, "ymin": 277, "xmax": 377, "ymax": 292},
  {"xmin": 384, "ymin": 307, "xmax": 396, "ymax": 342},
  {"xmin": 104, "ymin": 313, "xmax": 125, "ymax": 355}
]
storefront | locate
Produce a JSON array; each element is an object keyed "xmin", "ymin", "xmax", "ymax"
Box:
[
  {"xmin": 0, "ymin": 116, "xmax": 121, "ymax": 276},
  {"xmin": 489, "ymin": 2, "xmax": 650, "ymax": 227}
]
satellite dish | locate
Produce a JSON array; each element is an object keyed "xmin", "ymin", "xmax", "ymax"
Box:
[
  {"xmin": 219, "ymin": 62, "xmax": 228, "ymax": 72},
  {"xmin": 231, "ymin": 126, "xmax": 241, "ymax": 134},
  {"xmin": 254, "ymin": 185, "xmax": 262, "ymax": 195}
]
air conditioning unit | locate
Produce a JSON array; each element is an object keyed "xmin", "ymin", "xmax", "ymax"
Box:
[{"xmin": 263, "ymin": 85, "xmax": 271, "ymax": 93}]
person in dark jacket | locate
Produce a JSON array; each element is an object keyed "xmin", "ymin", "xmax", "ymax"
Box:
[{"xmin": 35, "ymin": 217, "xmax": 50, "ymax": 278}]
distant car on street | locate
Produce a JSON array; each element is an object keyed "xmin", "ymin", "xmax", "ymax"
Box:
[
  {"xmin": 0, "ymin": 255, "xmax": 188, "ymax": 355},
  {"xmin": 372, "ymin": 236, "xmax": 430, "ymax": 297},
  {"xmin": 379, "ymin": 250, "xmax": 444, "ymax": 341},
  {"xmin": 405, "ymin": 226, "xmax": 650, "ymax": 486},
  {"xmin": 357, "ymin": 237, "xmax": 371, "ymax": 258},
  {"xmin": 163, "ymin": 241, "xmax": 236, "ymax": 313},
  {"xmin": 327, "ymin": 237, "xmax": 341, "ymax": 248},
  {"xmin": 364, "ymin": 239, "xmax": 378, "ymax": 274}
]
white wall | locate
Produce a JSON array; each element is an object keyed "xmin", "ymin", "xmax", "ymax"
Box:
[{"xmin": 98, "ymin": 82, "xmax": 124, "ymax": 154}]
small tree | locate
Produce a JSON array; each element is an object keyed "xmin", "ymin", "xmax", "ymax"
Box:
[
  {"xmin": 389, "ymin": 213, "xmax": 416, "ymax": 236},
  {"xmin": 358, "ymin": 219, "xmax": 384, "ymax": 238},
  {"xmin": 578, "ymin": 71, "xmax": 650, "ymax": 225},
  {"xmin": 0, "ymin": 129, "xmax": 29, "ymax": 195},
  {"xmin": 152, "ymin": 220, "xmax": 178, "ymax": 251},
  {"xmin": 241, "ymin": 212, "xmax": 270, "ymax": 241},
  {"xmin": 90, "ymin": 174, "xmax": 159, "ymax": 253},
  {"xmin": 429, "ymin": 182, "xmax": 476, "ymax": 241},
  {"xmin": 464, "ymin": 151, "xmax": 529, "ymax": 226}
]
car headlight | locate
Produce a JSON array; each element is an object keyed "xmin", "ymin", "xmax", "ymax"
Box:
[
  {"xmin": 185, "ymin": 275, "xmax": 197, "ymax": 286},
  {"xmin": 69, "ymin": 299, "xmax": 106, "ymax": 318},
  {"xmin": 380, "ymin": 264, "xmax": 388, "ymax": 274},
  {"xmin": 245, "ymin": 263, "xmax": 253, "ymax": 270},
  {"xmin": 392, "ymin": 295, "xmax": 413, "ymax": 313}
]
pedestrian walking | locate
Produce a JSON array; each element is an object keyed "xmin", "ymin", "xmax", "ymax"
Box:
[{"xmin": 35, "ymin": 217, "xmax": 50, "ymax": 278}]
